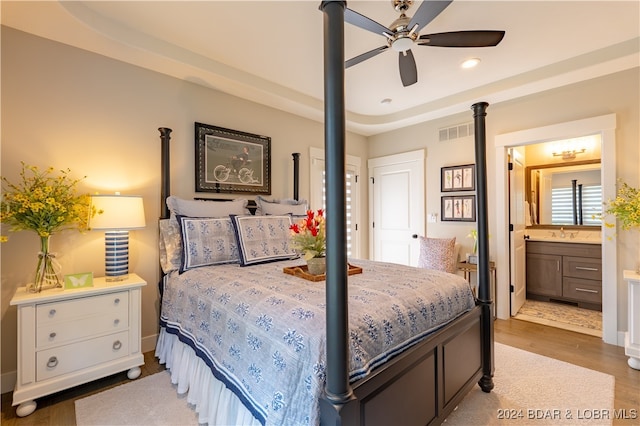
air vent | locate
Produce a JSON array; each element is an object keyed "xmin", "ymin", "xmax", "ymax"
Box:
[{"xmin": 438, "ymin": 122, "xmax": 474, "ymax": 142}]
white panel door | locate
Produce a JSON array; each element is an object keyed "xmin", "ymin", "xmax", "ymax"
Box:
[
  {"xmin": 368, "ymin": 150, "xmax": 425, "ymax": 266},
  {"xmin": 510, "ymin": 149, "xmax": 527, "ymax": 315}
]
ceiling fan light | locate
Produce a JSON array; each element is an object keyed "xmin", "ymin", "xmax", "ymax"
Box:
[
  {"xmin": 392, "ymin": 37, "xmax": 414, "ymax": 52},
  {"xmin": 461, "ymin": 58, "xmax": 481, "ymax": 69}
]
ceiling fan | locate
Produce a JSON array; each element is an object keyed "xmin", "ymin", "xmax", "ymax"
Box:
[{"xmin": 345, "ymin": 0, "xmax": 505, "ymax": 87}]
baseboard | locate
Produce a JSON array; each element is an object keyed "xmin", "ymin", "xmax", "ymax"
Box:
[
  {"xmin": 142, "ymin": 333, "xmax": 158, "ymax": 354},
  {"xmin": 1, "ymin": 371, "xmax": 17, "ymax": 395},
  {"xmin": 618, "ymin": 330, "xmax": 628, "ymax": 347},
  {"xmin": 1, "ymin": 333, "xmax": 159, "ymax": 397}
]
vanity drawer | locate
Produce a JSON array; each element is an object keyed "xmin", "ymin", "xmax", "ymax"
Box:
[
  {"xmin": 36, "ymin": 330, "xmax": 130, "ymax": 381},
  {"xmin": 563, "ymin": 277, "xmax": 601, "ymax": 304},
  {"xmin": 36, "ymin": 291, "xmax": 129, "ymax": 325},
  {"xmin": 563, "ymin": 256, "xmax": 602, "ymax": 280}
]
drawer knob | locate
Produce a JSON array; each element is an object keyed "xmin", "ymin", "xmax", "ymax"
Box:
[
  {"xmin": 113, "ymin": 340, "xmax": 122, "ymax": 351},
  {"xmin": 49, "ymin": 309, "xmax": 56, "ymax": 317},
  {"xmin": 49, "ymin": 332, "xmax": 57, "ymax": 339},
  {"xmin": 114, "ymin": 318, "xmax": 120, "ymax": 325},
  {"xmin": 114, "ymin": 298, "xmax": 120, "ymax": 305},
  {"xmin": 47, "ymin": 356, "xmax": 58, "ymax": 368}
]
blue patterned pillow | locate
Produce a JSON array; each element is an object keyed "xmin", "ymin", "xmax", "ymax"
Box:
[
  {"xmin": 230, "ymin": 215, "xmax": 299, "ymax": 266},
  {"xmin": 176, "ymin": 215, "xmax": 239, "ymax": 273}
]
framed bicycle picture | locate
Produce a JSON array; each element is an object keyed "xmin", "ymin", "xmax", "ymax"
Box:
[
  {"xmin": 441, "ymin": 195, "xmax": 476, "ymax": 222},
  {"xmin": 195, "ymin": 122, "xmax": 271, "ymax": 194},
  {"xmin": 441, "ymin": 164, "xmax": 475, "ymax": 192}
]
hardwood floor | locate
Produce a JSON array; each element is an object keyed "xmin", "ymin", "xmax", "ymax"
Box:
[
  {"xmin": 0, "ymin": 351, "xmax": 166, "ymax": 426},
  {"xmin": 1, "ymin": 319, "xmax": 638, "ymax": 425}
]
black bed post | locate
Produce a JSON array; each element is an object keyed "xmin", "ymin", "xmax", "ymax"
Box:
[
  {"xmin": 159, "ymin": 127, "xmax": 172, "ymax": 220},
  {"xmin": 292, "ymin": 153, "xmax": 300, "ymax": 201},
  {"xmin": 319, "ymin": 0, "xmax": 355, "ymax": 422},
  {"xmin": 472, "ymin": 102, "xmax": 495, "ymax": 393}
]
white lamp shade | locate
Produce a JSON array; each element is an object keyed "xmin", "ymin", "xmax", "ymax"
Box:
[{"xmin": 90, "ymin": 195, "xmax": 146, "ymax": 230}]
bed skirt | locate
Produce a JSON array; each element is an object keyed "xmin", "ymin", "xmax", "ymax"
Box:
[{"xmin": 155, "ymin": 327, "xmax": 261, "ymax": 426}]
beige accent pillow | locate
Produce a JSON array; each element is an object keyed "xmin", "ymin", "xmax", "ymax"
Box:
[{"xmin": 417, "ymin": 236, "xmax": 457, "ymax": 274}]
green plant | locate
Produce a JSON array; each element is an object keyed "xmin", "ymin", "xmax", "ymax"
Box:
[
  {"xmin": 467, "ymin": 229, "xmax": 478, "ymax": 254},
  {"xmin": 289, "ymin": 209, "xmax": 326, "ymax": 260},
  {"xmin": 604, "ymin": 181, "xmax": 640, "ymax": 230}
]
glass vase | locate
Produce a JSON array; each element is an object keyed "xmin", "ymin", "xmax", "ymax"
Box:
[
  {"xmin": 28, "ymin": 235, "xmax": 62, "ymax": 293},
  {"xmin": 306, "ymin": 256, "xmax": 326, "ymax": 276}
]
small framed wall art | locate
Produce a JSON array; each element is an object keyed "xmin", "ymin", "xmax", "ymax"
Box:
[
  {"xmin": 441, "ymin": 195, "xmax": 476, "ymax": 222},
  {"xmin": 441, "ymin": 164, "xmax": 475, "ymax": 192}
]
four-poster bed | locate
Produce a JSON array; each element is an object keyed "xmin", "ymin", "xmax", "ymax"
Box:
[{"xmin": 154, "ymin": 2, "xmax": 493, "ymax": 425}]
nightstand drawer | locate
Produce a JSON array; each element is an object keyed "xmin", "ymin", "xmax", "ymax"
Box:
[
  {"xmin": 36, "ymin": 330, "xmax": 130, "ymax": 381},
  {"xmin": 36, "ymin": 291, "xmax": 128, "ymax": 325},
  {"xmin": 37, "ymin": 309, "xmax": 129, "ymax": 349}
]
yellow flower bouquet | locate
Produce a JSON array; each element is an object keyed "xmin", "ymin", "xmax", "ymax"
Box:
[
  {"xmin": 604, "ymin": 181, "xmax": 640, "ymax": 230},
  {"xmin": 1, "ymin": 162, "xmax": 97, "ymax": 291}
]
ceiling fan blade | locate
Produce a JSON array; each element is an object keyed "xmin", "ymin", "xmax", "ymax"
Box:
[
  {"xmin": 346, "ymin": 45, "xmax": 389, "ymax": 68},
  {"xmin": 345, "ymin": 8, "xmax": 392, "ymax": 37},
  {"xmin": 408, "ymin": 0, "xmax": 453, "ymax": 34},
  {"xmin": 418, "ymin": 30, "xmax": 506, "ymax": 47},
  {"xmin": 398, "ymin": 50, "xmax": 418, "ymax": 87}
]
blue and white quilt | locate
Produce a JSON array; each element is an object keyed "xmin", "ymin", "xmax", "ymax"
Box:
[{"xmin": 159, "ymin": 258, "xmax": 475, "ymax": 426}]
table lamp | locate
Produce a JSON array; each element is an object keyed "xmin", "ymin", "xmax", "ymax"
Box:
[{"xmin": 90, "ymin": 194, "xmax": 146, "ymax": 281}]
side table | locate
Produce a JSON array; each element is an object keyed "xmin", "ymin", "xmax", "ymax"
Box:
[
  {"xmin": 457, "ymin": 260, "xmax": 497, "ymax": 317},
  {"xmin": 10, "ymin": 274, "xmax": 147, "ymax": 417},
  {"xmin": 623, "ymin": 270, "xmax": 640, "ymax": 370}
]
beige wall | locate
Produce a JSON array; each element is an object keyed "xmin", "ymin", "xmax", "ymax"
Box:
[
  {"xmin": 2, "ymin": 24, "xmax": 638, "ymax": 391},
  {"xmin": 0, "ymin": 27, "xmax": 368, "ymax": 386},
  {"xmin": 368, "ymin": 68, "xmax": 640, "ymax": 333}
]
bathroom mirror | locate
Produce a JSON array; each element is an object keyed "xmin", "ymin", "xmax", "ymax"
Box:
[{"xmin": 525, "ymin": 159, "xmax": 601, "ymax": 228}]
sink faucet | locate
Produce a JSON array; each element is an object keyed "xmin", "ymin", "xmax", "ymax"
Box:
[{"xmin": 559, "ymin": 227, "xmax": 565, "ymax": 238}]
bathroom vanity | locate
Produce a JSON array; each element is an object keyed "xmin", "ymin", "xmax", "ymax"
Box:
[{"xmin": 526, "ymin": 239, "xmax": 602, "ymax": 311}]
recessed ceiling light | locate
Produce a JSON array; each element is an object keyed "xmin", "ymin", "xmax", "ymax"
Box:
[
  {"xmin": 380, "ymin": 98, "xmax": 392, "ymax": 105},
  {"xmin": 461, "ymin": 58, "xmax": 481, "ymax": 69}
]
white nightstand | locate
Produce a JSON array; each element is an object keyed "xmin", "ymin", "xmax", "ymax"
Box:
[{"xmin": 10, "ymin": 273, "xmax": 147, "ymax": 417}]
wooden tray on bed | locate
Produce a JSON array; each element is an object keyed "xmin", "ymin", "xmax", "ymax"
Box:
[{"xmin": 283, "ymin": 263, "xmax": 362, "ymax": 282}]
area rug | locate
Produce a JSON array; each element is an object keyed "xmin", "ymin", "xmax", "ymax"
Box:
[
  {"xmin": 514, "ymin": 299, "xmax": 602, "ymax": 337},
  {"xmin": 76, "ymin": 343, "xmax": 614, "ymax": 426},
  {"xmin": 444, "ymin": 343, "xmax": 614, "ymax": 425}
]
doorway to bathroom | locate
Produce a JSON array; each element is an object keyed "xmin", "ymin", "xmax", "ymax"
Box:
[{"xmin": 493, "ymin": 114, "xmax": 617, "ymax": 344}]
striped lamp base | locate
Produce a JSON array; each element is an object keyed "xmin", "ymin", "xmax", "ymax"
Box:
[{"xmin": 104, "ymin": 230, "xmax": 130, "ymax": 281}]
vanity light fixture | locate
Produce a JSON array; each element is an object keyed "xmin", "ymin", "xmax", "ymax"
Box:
[{"xmin": 552, "ymin": 148, "xmax": 586, "ymax": 160}]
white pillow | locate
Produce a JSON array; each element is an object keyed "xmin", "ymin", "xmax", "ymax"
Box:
[
  {"xmin": 417, "ymin": 236, "xmax": 457, "ymax": 274},
  {"xmin": 230, "ymin": 214, "xmax": 299, "ymax": 266},
  {"xmin": 176, "ymin": 215, "xmax": 239, "ymax": 273},
  {"xmin": 255, "ymin": 195, "xmax": 308, "ymax": 216},
  {"xmin": 166, "ymin": 196, "xmax": 249, "ymax": 218}
]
